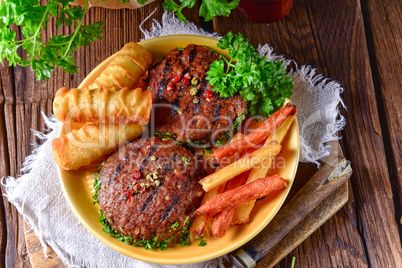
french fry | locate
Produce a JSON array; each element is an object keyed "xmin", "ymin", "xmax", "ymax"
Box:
[
  {"xmin": 196, "ymin": 176, "xmax": 288, "ymax": 215},
  {"xmin": 212, "ymin": 103, "xmax": 297, "ymax": 164},
  {"xmin": 212, "ymin": 170, "xmax": 250, "ymax": 237},
  {"xmin": 190, "ymin": 187, "xmax": 219, "ymax": 236},
  {"xmin": 190, "ymin": 133, "xmax": 244, "ymax": 236},
  {"xmin": 199, "ymin": 141, "xmax": 282, "ymax": 192},
  {"xmin": 212, "ymin": 209, "xmax": 234, "ymax": 238},
  {"xmin": 53, "ymin": 87, "xmax": 152, "ymax": 125},
  {"xmin": 232, "ymin": 114, "xmax": 296, "ymax": 224},
  {"xmin": 52, "ymin": 123, "xmax": 143, "ymax": 170}
]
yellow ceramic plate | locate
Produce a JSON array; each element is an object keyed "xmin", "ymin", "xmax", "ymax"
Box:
[{"xmin": 57, "ymin": 35, "xmax": 300, "ymax": 265}]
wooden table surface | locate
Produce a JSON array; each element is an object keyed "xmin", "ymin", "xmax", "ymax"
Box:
[{"xmin": 1, "ymin": 0, "xmax": 401, "ymax": 267}]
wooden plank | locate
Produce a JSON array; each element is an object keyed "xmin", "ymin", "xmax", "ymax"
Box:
[
  {"xmin": 0, "ymin": 55, "xmax": 8, "ymax": 267},
  {"xmin": 259, "ymin": 182, "xmax": 349, "ymax": 268},
  {"xmin": 303, "ymin": 0, "xmax": 402, "ymax": 266},
  {"xmin": 364, "ymin": 0, "xmax": 402, "ymax": 216},
  {"xmin": 1, "ymin": 0, "xmax": 400, "ymax": 267},
  {"xmin": 2, "ymin": 2, "xmax": 203, "ymax": 267},
  {"xmin": 212, "ymin": 2, "xmax": 374, "ymax": 267},
  {"xmin": 24, "ymin": 222, "xmax": 65, "ymax": 268}
]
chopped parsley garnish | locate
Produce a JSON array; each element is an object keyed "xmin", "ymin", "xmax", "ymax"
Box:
[
  {"xmin": 92, "ymin": 168, "xmax": 192, "ymax": 250},
  {"xmin": 207, "ymin": 32, "xmax": 293, "ymax": 117},
  {"xmin": 220, "ymin": 131, "xmax": 231, "ymax": 141},
  {"xmin": 92, "ymin": 173, "xmax": 101, "ymax": 205},
  {"xmin": 176, "ymin": 46, "xmax": 184, "ymax": 51},
  {"xmin": 181, "ymin": 156, "xmax": 191, "ymax": 165},
  {"xmin": 179, "ymin": 232, "xmax": 190, "ymax": 247},
  {"xmin": 206, "ymin": 148, "xmax": 212, "ymax": 154},
  {"xmin": 196, "ymin": 236, "xmax": 208, "ymax": 246},
  {"xmin": 92, "ymin": 162, "xmax": 104, "ymax": 204},
  {"xmin": 171, "ymin": 222, "xmax": 180, "ymax": 230},
  {"xmin": 232, "ymin": 113, "xmax": 246, "ymax": 130},
  {"xmin": 216, "ymin": 140, "xmax": 224, "ymax": 146}
]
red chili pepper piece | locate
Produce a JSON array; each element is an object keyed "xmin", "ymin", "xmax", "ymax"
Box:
[
  {"xmin": 182, "ymin": 78, "xmax": 190, "ymax": 87},
  {"xmin": 132, "ymin": 169, "xmax": 141, "ymax": 180},
  {"xmin": 184, "ymin": 73, "xmax": 191, "ymax": 79},
  {"xmin": 123, "ymin": 190, "xmax": 132, "ymax": 196},
  {"xmin": 128, "ymin": 195, "xmax": 134, "ymax": 202},
  {"xmin": 171, "ymin": 74, "xmax": 181, "ymax": 83},
  {"xmin": 167, "ymin": 83, "xmax": 174, "ymax": 91},
  {"xmin": 205, "ymin": 89, "xmax": 213, "ymax": 98}
]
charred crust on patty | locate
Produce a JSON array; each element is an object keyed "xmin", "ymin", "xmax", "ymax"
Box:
[
  {"xmin": 98, "ymin": 137, "xmax": 205, "ymax": 242},
  {"xmin": 148, "ymin": 44, "xmax": 247, "ymax": 144}
]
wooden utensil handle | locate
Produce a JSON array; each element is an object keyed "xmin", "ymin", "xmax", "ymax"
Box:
[{"xmin": 230, "ymin": 158, "xmax": 352, "ymax": 268}]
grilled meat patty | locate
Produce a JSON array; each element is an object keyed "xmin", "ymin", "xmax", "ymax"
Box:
[
  {"xmin": 148, "ymin": 44, "xmax": 247, "ymax": 144},
  {"xmin": 98, "ymin": 137, "xmax": 205, "ymax": 241}
]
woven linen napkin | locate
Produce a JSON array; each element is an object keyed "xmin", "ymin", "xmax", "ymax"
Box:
[{"xmin": 4, "ymin": 11, "xmax": 345, "ymax": 268}]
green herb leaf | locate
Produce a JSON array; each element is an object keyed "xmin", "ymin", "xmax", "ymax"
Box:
[
  {"xmin": 290, "ymin": 256, "xmax": 296, "ymax": 268},
  {"xmin": 207, "ymin": 32, "xmax": 294, "ymax": 117},
  {"xmin": 171, "ymin": 222, "xmax": 180, "ymax": 230},
  {"xmin": 199, "ymin": 0, "xmax": 240, "ymax": 21},
  {"xmin": 181, "ymin": 156, "xmax": 191, "ymax": 165},
  {"xmin": 92, "ymin": 167, "xmax": 180, "ymax": 250},
  {"xmin": 196, "ymin": 236, "xmax": 207, "ymax": 246},
  {"xmin": 162, "ymin": 0, "xmax": 239, "ymax": 22},
  {"xmin": 0, "ymin": 0, "xmax": 104, "ymax": 80}
]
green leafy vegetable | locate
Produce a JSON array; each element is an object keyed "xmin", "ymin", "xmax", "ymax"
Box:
[
  {"xmin": 171, "ymin": 222, "xmax": 180, "ymax": 230},
  {"xmin": 220, "ymin": 131, "xmax": 231, "ymax": 141},
  {"xmin": 0, "ymin": 0, "xmax": 104, "ymax": 80},
  {"xmin": 163, "ymin": 0, "xmax": 240, "ymax": 22},
  {"xmin": 92, "ymin": 173, "xmax": 101, "ymax": 204},
  {"xmin": 181, "ymin": 156, "xmax": 191, "ymax": 165},
  {"xmin": 232, "ymin": 113, "xmax": 246, "ymax": 130},
  {"xmin": 196, "ymin": 236, "xmax": 207, "ymax": 246},
  {"xmin": 207, "ymin": 32, "xmax": 294, "ymax": 117},
  {"xmin": 199, "ymin": 0, "xmax": 240, "ymax": 21},
  {"xmin": 216, "ymin": 140, "xmax": 224, "ymax": 146},
  {"xmin": 0, "ymin": 0, "xmax": 241, "ymax": 80}
]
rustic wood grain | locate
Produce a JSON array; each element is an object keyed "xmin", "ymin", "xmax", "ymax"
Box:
[
  {"xmin": 24, "ymin": 222, "xmax": 64, "ymax": 268},
  {"xmin": 259, "ymin": 182, "xmax": 349, "ymax": 268},
  {"xmin": 364, "ymin": 0, "xmax": 402, "ymax": 220},
  {"xmin": 302, "ymin": 0, "xmax": 402, "ymax": 266},
  {"xmin": 300, "ymin": 0, "xmax": 402, "ymax": 265},
  {"xmin": 212, "ymin": 2, "xmax": 381, "ymax": 267}
]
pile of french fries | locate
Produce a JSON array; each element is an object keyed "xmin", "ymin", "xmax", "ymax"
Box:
[{"xmin": 191, "ymin": 102, "xmax": 298, "ymax": 238}]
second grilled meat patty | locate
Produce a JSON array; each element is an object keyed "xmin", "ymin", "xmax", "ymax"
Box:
[
  {"xmin": 148, "ymin": 44, "xmax": 247, "ymax": 144},
  {"xmin": 98, "ymin": 137, "xmax": 205, "ymax": 242}
]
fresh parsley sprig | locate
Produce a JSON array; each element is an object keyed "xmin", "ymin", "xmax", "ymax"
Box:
[
  {"xmin": 0, "ymin": 0, "xmax": 241, "ymax": 80},
  {"xmin": 163, "ymin": 0, "xmax": 240, "ymax": 23},
  {"xmin": 207, "ymin": 32, "xmax": 294, "ymax": 117},
  {"xmin": 0, "ymin": 0, "xmax": 105, "ymax": 80}
]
